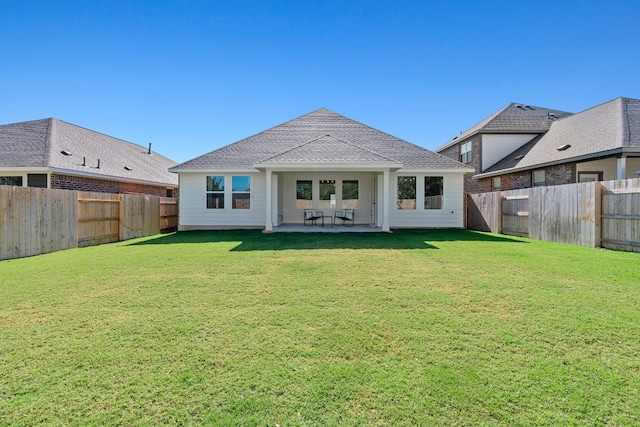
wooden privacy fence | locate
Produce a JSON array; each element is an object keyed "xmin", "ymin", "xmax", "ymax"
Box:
[
  {"xmin": 467, "ymin": 177, "xmax": 640, "ymax": 252},
  {"xmin": 0, "ymin": 185, "xmax": 178, "ymax": 260}
]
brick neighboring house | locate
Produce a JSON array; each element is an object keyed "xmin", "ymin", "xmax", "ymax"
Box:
[
  {"xmin": 0, "ymin": 118, "xmax": 178, "ymax": 196},
  {"xmin": 473, "ymin": 97, "xmax": 640, "ymax": 190},
  {"xmin": 436, "ymin": 102, "xmax": 572, "ymax": 194}
]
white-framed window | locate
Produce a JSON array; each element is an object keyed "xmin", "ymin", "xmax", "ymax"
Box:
[
  {"xmin": 578, "ymin": 172, "xmax": 603, "ymax": 183},
  {"xmin": 232, "ymin": 176, "xmax": 251, "ymax": 209},
  {"xmin": 296, "ymin": 180, "xmax": 313, "ymax": 209},
  {"xmin": 206, "ymin": 175, "xmax": 225, "ymax": 209},
  {"xmin": 319, "ymin": 179, "xmax": 336, "ymax": 209},
  {"xmin": 342, "ymin": 180, "xmax": 359, "ymax": 208},
  {"xmin": 492, "ymin": 176, "xmax": 501, "ymax": 191},
  {"xmin": 424, "ymin": 176, "xmax": 443, "ymax": 209},
  {"xmin": 460, "ymin": 141, "xmax": 472, "ymax": 164},
  {"xmin": 533, "ymin": 169, "xmax": 545, "ymax": 187},
  {"xmin": 397, "ymin": 176, "xmax": 416, "ymax": 210},
  {"xmin": 206, "ymin": 175, "xmax": 251, "ymax": 209}
]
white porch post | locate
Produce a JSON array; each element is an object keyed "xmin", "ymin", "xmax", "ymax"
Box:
[
  {"xmin": 265, "ymin": 169, "xmax": 273, "ymax": 231},
  {"xmin": 271, "ymin": 172, "xmax": 279, "ymax": 227},
  {"xmin": 617, "ymin": 156, "xmax": 627, "ymax": 180},
  {"xmin": 382, "ymin": 169, "xmax": 390, "ymax": 232}
]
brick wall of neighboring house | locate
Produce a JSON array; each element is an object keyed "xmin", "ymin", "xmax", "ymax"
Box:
[
  {"xmin": 51, "ymin": 173, "xmax": 177, "ymax": 197},
  {"xmin": 478, "ymin": 163, "xmax": 577, "ymax": 191},
  {"xmin": 479, "ymin": 171, "xmax": 531, "ymax": 191},
  {"xmin": 439, "ymin": 136, "xmax": 490, "ymax": 194},
  {"xmin": 544, "ymin": 163, "xmax": 577, "ymax": 186}
]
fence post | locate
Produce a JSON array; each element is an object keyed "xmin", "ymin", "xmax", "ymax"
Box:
[
  {"xmin": 594, "ymin": 181, "xmax": 602, "ymax": 248},
  {"xmin": 496, "ymin": 191, "xmax": 502, "ymax": 234},
  {"xmin": 118, "ymin": 194, "xmax": 124, "ymax": 241}
]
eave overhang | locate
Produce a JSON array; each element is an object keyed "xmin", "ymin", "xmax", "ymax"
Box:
[{"xmin": 473, "ymin": 147, "xmax": 640, "ymax": 180}]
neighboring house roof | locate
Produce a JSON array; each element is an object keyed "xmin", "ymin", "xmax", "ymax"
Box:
[
  {"xmin": 0, "ymin": 118, "xmax": 178, "ymax": 186},
  {"xmin": 476, "ymin": 97, "xmax": 640, "ymax": 178},
  {"xmin": 172, "ymin": 108, "xmax": 471, "ymax": 172},
  {"xmin": 436, "ymin": 102, "xmax": 573, "ymax": 152}
]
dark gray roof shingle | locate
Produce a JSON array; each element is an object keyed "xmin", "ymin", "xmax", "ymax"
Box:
[
  {"xmin": 0, "ymin": 118, "xmax": 178, "ymax": 186},
  {"xmin": 437, "ymin": 103, "xmax": 573, "ymax": 151},
  {"xmin": 173, "ymin": 108, "xmax": 471, "ymax": 171},
  {"xmin": 478, "ymin": 97, "xmax": 640, "ymax": 177}
]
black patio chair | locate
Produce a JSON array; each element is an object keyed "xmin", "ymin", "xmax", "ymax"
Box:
[
  {"xmin": 303, "ymin": 209, "xmax": 325, "ymax": 227},
  {"xmin": 333, "ymin": 209, "xmax": 355, "ymax": 227}
]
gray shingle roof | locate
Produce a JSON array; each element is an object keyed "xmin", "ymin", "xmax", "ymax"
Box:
[
  {"xmin": 477, "ymin": 97, "xmax": 640, "ymax": 178},
  {"xmin": 172, "ymin": 108, "xmax": 471, "ymax": 171},
  {"xmin": 436, "ymin": 102, "xmax": 573, "ymax": 151},
  {"xmin": 0, "ymin": 118, "xmax": 178, "ymax": 186}
]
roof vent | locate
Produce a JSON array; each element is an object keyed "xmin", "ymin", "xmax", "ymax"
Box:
[
  {"xmin": 516, "ymin": 104, "xmax": 525, "ymax": 110},
  {"xmin": 557, "ymin": 144, "xmax": 571, "ymax": 151},
  {"xmin": 124, "ymin": 166, "xmax": 132, "ymax": 171},
  {"xmin": 148, "ymin": 143, "xmax": 152, "ymax": 154},
  {"xmin": 453, "ymin": 136, "xmax": 458, "ymax": 140},
  {"xmin": 525, "ymin": 105, "xmax": 534, "ymax": 110},
  {"xmin": 548, "ymin": 112, "xmax": 557, "ymax": 120},
  {"xmin": 61, "ymin": 150, "xmax": 72, "ymax": 156},
  {"xmin": 514, "ymin": 154, "xmax": 525, "ymax": 160}
]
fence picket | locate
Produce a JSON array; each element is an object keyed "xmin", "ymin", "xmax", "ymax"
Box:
[
  {"xmin": 1, "ymin": 186, "xmax": 177, "ymax": 260},
  {"xmin": 467, "ymin": 178, "xmax": 640, "ymax": 252}
]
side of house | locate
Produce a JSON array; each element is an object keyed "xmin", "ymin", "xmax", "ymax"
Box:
[
  {"xmin": 436, "ymin": 103, "xmax": 572, "ymax": 194},
  {"xmin": 474, "ymin": 97, "xmax": 640, "ymax": 189},
  {"xmin": 0, "ymin": 118, "xmax": 178, "ymax": 197}
]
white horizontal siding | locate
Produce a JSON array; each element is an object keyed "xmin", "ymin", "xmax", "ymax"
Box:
[
  {"xmin": 178, "ymin": 170, "xmax": 467, "ymax": 230},
  {"xmin": 482, "ymin": 134, "xmax": 537, "ymax": 171},
  {"xmin": 178, "ymin": 172, "xmax": 266, "ymax": 229},
  {"xmin": 389, "ymin": 172, "xmax": 465, "ymax": 228}
]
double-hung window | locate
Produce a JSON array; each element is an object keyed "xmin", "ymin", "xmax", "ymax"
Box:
[
  {"xmin": 206, "ymin": 176, "xmax": 225, "ymax": 209},
  {"xmin": 424, "ymin": 177, "xmax": 443, "ymax": 209},
  {"xmin": 296, "ymin": 180, "xmax": 312, "ymax": 209},
  {"xmin": 232, "ymin": 176, "xmax": 251, "ymax": 209},
  {"xmin": 206, "ymin": 175, "xmax": 251, "ymax": 209},
  {"xmin": 397, "ymin": 176, "xmax": 416, "ymax": 209},
  {"xmin": 319, "ymin": 180, "xmax": 336, "ymax": 209},
  {"xmin": 342, "ymin": 180, "xmax": 359, "ymax": 208},
  {"xmin": 533, "ymin": 169, "xmax": 545, "ymax": 187},
  {"xmin": 460, "ymin": 141, "xmax": 472, "ymax": 163}
]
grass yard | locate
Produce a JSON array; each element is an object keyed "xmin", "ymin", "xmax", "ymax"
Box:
[{"xmin": 1, "ymin": 229, "xmax": 639, "ymax": 426}]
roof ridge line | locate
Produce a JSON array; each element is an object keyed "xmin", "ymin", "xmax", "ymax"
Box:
[
  {"xmin": 43, "ymin": 118, "xmax": 54, "ymax": 167},
  {"xmin": 329, "ymin": 135, "xmax": 400, "ymax": 162},
  {"xmin": 257, "ymin": 135, "xmax": 328, "ymax": 163},
  {"xmin": 621, "ymin": 97, "xmax": 631, "ymax": 147}
]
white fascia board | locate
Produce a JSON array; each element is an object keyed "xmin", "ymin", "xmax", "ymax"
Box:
[
  {"xmin": 0, "ymin": 167, "xmax": 50, "ymax": 172},
  {"xmin": 169, "ymin": 168, "xmax": 261, "ymax": 173},
  {"xmin": 253, "ymin": 162, "xmax": 403, "ymax": 171},
  {"xmin": 397, "ymin": 168, "xmax": 473, "ymax": 174}
]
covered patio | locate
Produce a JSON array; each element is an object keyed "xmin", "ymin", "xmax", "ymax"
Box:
[{"xmin": 268, "ymin": 223, "xmax": 385, "ymax": 233}]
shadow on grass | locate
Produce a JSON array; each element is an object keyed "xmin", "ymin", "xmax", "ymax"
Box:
[{"xmin": 126, "ymin": 229, "xmax": 526, "ymax": 251}]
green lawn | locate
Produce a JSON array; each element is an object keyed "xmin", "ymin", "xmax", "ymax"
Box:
[{"xmin": 1, "ymin": 229, "xmax": 639, "ymax": 426}]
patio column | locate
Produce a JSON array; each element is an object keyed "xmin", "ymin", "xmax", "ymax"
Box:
[
  {"xmin": 382, "ymin": 169, "xmax": 390, "ymax": 232},
  {"xmin": 617, "ymin": 156, "xmax": 627, "ymax": 180},
  {"xmin": 265, "ymin": 169, "xmax": 273, "ymax": 231}
]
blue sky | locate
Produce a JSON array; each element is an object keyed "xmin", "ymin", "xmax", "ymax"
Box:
[{"xmin": 2, "ymin": 0, "xmax": 639, "ymax": 163}]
